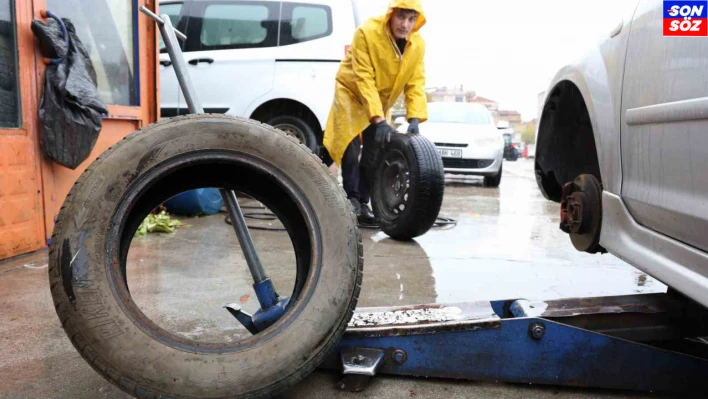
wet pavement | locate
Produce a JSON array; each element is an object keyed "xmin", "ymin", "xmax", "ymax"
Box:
[{"xmin": 0, "ymin": 159, "xmax": 670, "ymax": 399}]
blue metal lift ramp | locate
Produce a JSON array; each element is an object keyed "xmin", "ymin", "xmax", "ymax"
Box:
[{"xmin": 323, "ymin": 293, "xmax": 708, "ymax": 395}]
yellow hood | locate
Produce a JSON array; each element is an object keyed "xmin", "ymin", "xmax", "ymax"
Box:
[{"xmin": 385, "ymin": 0, "xmax": 427, "ymax": 34}]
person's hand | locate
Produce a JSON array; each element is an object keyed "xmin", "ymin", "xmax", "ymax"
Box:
[
  {"xmin": 361, "ymin": 120, "xmax": 395, "ymax": 170},
  {"xmin": 374, "ymin": 120, "xmax": 395, "ymax": 146},
  {"xmin": 407, "ymin": 118, "xmax": 420, "ymax": 134}
]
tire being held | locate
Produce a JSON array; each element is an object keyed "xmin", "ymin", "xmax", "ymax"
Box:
[
  {"xmin": 48, "ymin": 114, "xmax": 363, "ymax": 399},
  {"xmin": 371, "ymin": 133, "xmax": 445, "ymax": 240}
]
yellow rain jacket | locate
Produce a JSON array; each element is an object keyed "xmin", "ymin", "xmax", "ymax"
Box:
[{"xmin": 323, "ymin": 0, "xmax": 428, "ymax": 165}]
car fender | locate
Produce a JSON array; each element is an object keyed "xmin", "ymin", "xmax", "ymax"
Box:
[
  {"xmin": 244, "ymin": 91, "xmax": 329, "ymax": 133},
  {"xmin": 536, "ymin": 6, "xmax": 637, "ymax": 197}
]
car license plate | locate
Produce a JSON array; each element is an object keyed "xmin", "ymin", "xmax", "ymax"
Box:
[{"xmin": 437, "ymin": 148, "xmax": 462, "ymax": 158}]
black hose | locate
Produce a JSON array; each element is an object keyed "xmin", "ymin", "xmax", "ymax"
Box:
[
  {"xmin": 222, "ymin": 209, "xmax": 287, "ymax": 232},
  {"xmin": 432, "ymin": 217, "xmax": 458, "ymax": 228},
  {"xmin": 358, "ymin": 216, "xmax": 457, "ymax": 230},
  {"xmin": 220, "ymin": 204, "xmax": 458, "ymax": 232}
]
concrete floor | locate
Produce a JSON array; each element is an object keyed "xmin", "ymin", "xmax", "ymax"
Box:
[{"xmin": 0, "ymin": 159, "xmax": 675, "ymax": 398}]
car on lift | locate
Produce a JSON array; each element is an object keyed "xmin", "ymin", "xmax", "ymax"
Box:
[
  {"xmin": 158, "ymin": 0, "xmax": 360, "ymax": 158},
  {"xmin": 535, "ymin": 0, "xmax": 708, "ymax": 308},
  {"xmin": 398, "ymin": 102, "xmax": 504, "ymax": 187}
]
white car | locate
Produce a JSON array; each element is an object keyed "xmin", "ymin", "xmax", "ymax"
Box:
[
  {"xmin": 399, "ymin": 102, "xmax": 504, "ymax": 187},
  {"xmin": 158, "ymin": 0, "xmax": 359, "ymax": 157}
]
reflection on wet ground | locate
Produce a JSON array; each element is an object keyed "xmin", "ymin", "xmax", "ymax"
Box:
[
  {"xmin": 120, "ymin": 160, "xmax": 665, "ymax": 341},
  {"xmin": 0, "ymin": 159, "xmax": 666, "ymax": 398},
  {"xmin": 359, "ymin": 160, "xmax": 664, "ymax": 307}
]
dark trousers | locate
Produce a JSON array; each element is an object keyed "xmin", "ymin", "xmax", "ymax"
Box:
[{"xmin": 341, "ymin": 136, "xmax": 371, "ymax": 204}]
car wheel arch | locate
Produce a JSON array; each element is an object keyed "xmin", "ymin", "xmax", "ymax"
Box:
[
  {"xmin": 535, "ymin": 79, "xmax": 603, "ymax": 202},
  {"xmin": 249, "ymin": 98, "xmax": 323, "ymax": 140}
]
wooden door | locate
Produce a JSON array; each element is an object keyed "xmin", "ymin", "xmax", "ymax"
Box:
[
  {"xmin": 32, "ymin": 0, "xmax": 158, "ymax": 242},
  {"xmin": 0, "ymin": 0, "xmax": 46, "ymax": 259}
]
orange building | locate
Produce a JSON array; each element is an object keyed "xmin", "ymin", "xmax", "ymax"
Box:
[{"xmin": 0, "ymin": 0, "xmax": 158, "ymax": 260}]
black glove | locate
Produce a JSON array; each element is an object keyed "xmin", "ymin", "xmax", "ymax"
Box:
[
  {"xmin": 361, "ymin": 120, "xmax": 395, "ymax": 169},
  {"xmin": 374, "ymin": 120, "xmax": 395, "ymax": 146},
  {"xmin": 407, "ymin": 118, "xmax": 420, "ymax": 134}
]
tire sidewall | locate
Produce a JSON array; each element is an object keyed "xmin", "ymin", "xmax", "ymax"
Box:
[{"xmin": 49, "ymin": 115, "xmax": 359, "ymax": 398}]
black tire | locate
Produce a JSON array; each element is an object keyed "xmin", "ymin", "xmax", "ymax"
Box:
[
  {"xmin": 0, "ymin": 88, "xmax": 18, "ymax": 128},
  {"xmin": 267, "ymin": 115, "xmax": 318, "ymax": 153},
  {"xmin": 484, "ymin": 164, "xmax": 502, "ymax": 187},
  {"xmin": 48, "ymin": 114, "xmax": 363, "ymax": 399},
  {"xmin": 371, "ymin": 133, "xmax": 444, "ymax": 240},
  {"xmin": 0, "ymin": 35, "xmax": 16, "ymax": 92}
]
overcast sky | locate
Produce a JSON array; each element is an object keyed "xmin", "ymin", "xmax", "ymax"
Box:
[{"xmin": 355, "ymin": 0, "xmax": 638, "ymax": 121}]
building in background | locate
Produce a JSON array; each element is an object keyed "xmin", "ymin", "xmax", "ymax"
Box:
[
  {"xmin": 426, "ymin": 86, "xmax": 477, "ymax": 103},
  {"xmin": 424, "ymin": 86, "xmax": 527, "ymax": 132},
  {"xmin": 468, "ymin": 95, "xmax": 499, "ymax": 113},
  {"xmin": 496, "ymin": 110, "xmax": 522, "ymax": 130}
]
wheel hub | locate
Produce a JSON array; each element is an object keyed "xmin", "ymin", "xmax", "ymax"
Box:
[
  {"xmin": 380, "ymin": 152, "xmax": 410, "ymax": 216},
  {"xmin": 559, "ymin": 174, "xmax": 605, "ymax": 253},
  {"xmin": 275, "ymin": 123, "xmax": 305, "ymax": 144},
  {"xmin": 563, "ymin": 191, "xmax": 589, "ymax": 234}
]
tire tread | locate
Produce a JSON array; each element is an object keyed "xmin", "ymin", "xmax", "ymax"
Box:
[{"xmin": 49, "ymin": 113, "xmax": 363, "ymax": 399}]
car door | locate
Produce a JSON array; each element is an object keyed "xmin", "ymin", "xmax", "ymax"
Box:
[
  {"xmin": 273, "ymin": 1, "xmax": 351, "ymax": 126},
  {"xmin": 159, "ymin": 1, "xmax": 189, "ymax": 118},
  {"xmin": 621, "ymin": 0, "xmax": 708, "ymax": 252},
  {"xmin": 181, "ymin": 0, "xmax": 278, "ymax": 116}
]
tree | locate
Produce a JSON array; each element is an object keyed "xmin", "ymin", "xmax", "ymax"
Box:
[{"xmin": 521, "ymin": 122, "xmax": 536, "ymax": 144}]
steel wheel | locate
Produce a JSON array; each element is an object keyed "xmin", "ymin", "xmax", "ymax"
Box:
[
  {"xmin": 275, "ymin": 123, "xmax": 307, "ymax": 144},
  {"xmin": 377, "ymin": 149, "xmax": 411, "ymax": 221}
]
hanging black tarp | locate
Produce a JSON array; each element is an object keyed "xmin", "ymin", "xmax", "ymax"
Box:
[{"xmin": 31, "ymin": 17, "xmax": 107, "ymax": 170}]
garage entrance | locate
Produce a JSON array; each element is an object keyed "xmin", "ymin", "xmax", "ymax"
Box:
[{"xmin": 0, "ymin": 0, "xmax": 158, "ymax": 260}]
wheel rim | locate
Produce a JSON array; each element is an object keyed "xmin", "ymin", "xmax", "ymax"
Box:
[
  {"xmin": 377, "ymin": 149, "xmax": 411, "ymax": 221},
  {"xmin": 275, "ymin": 123, "xmax": 306, "ymax": 145},
  {"xmin": 108, "ymin": 151, "xmax": 322, "ymax": 353}
]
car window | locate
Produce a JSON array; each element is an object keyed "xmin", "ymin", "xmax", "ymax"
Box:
[
  {"xmin": 427, "ymin": 104, "xmax": 492, "ymax": 125},
  {"xmin": 190, "ymin": 2, "xmax": 278, "ymax": 51},
  {"xmin": 159, "ymin": 2, "xmax": 183, "ymax": 51},
  {"xmin": 47, "ymin": 0, "xmax": 137, "ymax": 106},
  {"xmin": 0, "ymin": 0, "xmax": 20, "ymax": 128},
  {"xmin": 280, "ymin": 3, "xmax": 332, "ymax": 46}
]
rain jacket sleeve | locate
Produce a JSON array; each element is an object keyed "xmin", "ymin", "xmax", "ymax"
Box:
[
  {"xmin": 404, "ymin": 47, "xmax": 428, "ymax": 122},
  {"xmin": 351, "ymin": 29, "xmax": 385, "ymax": 121}
]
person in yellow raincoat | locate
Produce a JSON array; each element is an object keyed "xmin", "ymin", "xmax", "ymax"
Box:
[{"xmin": 323, "ymin": 0, "xmax": 428, "ymax": 224}]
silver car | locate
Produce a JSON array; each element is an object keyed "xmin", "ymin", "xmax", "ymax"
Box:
[
  {"xmin": 536, "ymin": 0, "xmax": 708, "ymax": 307},
  {"xmin": 399, "ymin": 102, "xmax": 504, "ymax": 187}
]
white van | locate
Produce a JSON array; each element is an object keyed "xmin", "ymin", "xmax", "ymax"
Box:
[{"xmin": 158, "ymin": 0, "xmax": 361, "ymax": 158}]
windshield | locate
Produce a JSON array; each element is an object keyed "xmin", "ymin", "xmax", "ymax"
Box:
[{"xmin": 427, "ymin": 103, "xmax": 492, "ymax": 124}]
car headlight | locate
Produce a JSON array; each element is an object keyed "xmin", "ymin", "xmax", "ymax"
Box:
[{"xmin": 475, "ymin": 137, "xmax": 502, "ymax": 147}]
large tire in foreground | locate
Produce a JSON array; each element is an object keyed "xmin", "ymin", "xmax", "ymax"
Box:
[
  {"xmin": 371, "ymin": 133, "xmax": 445, "ymax": 240},
  {"xmin": 48, "ymin": 114, "xmax": 363, "ymax": 399}
]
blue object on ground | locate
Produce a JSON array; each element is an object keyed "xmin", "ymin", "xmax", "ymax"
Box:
[{"xmin": 164, "ymin": 188, "xmax": 223, "ymax": 216}]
